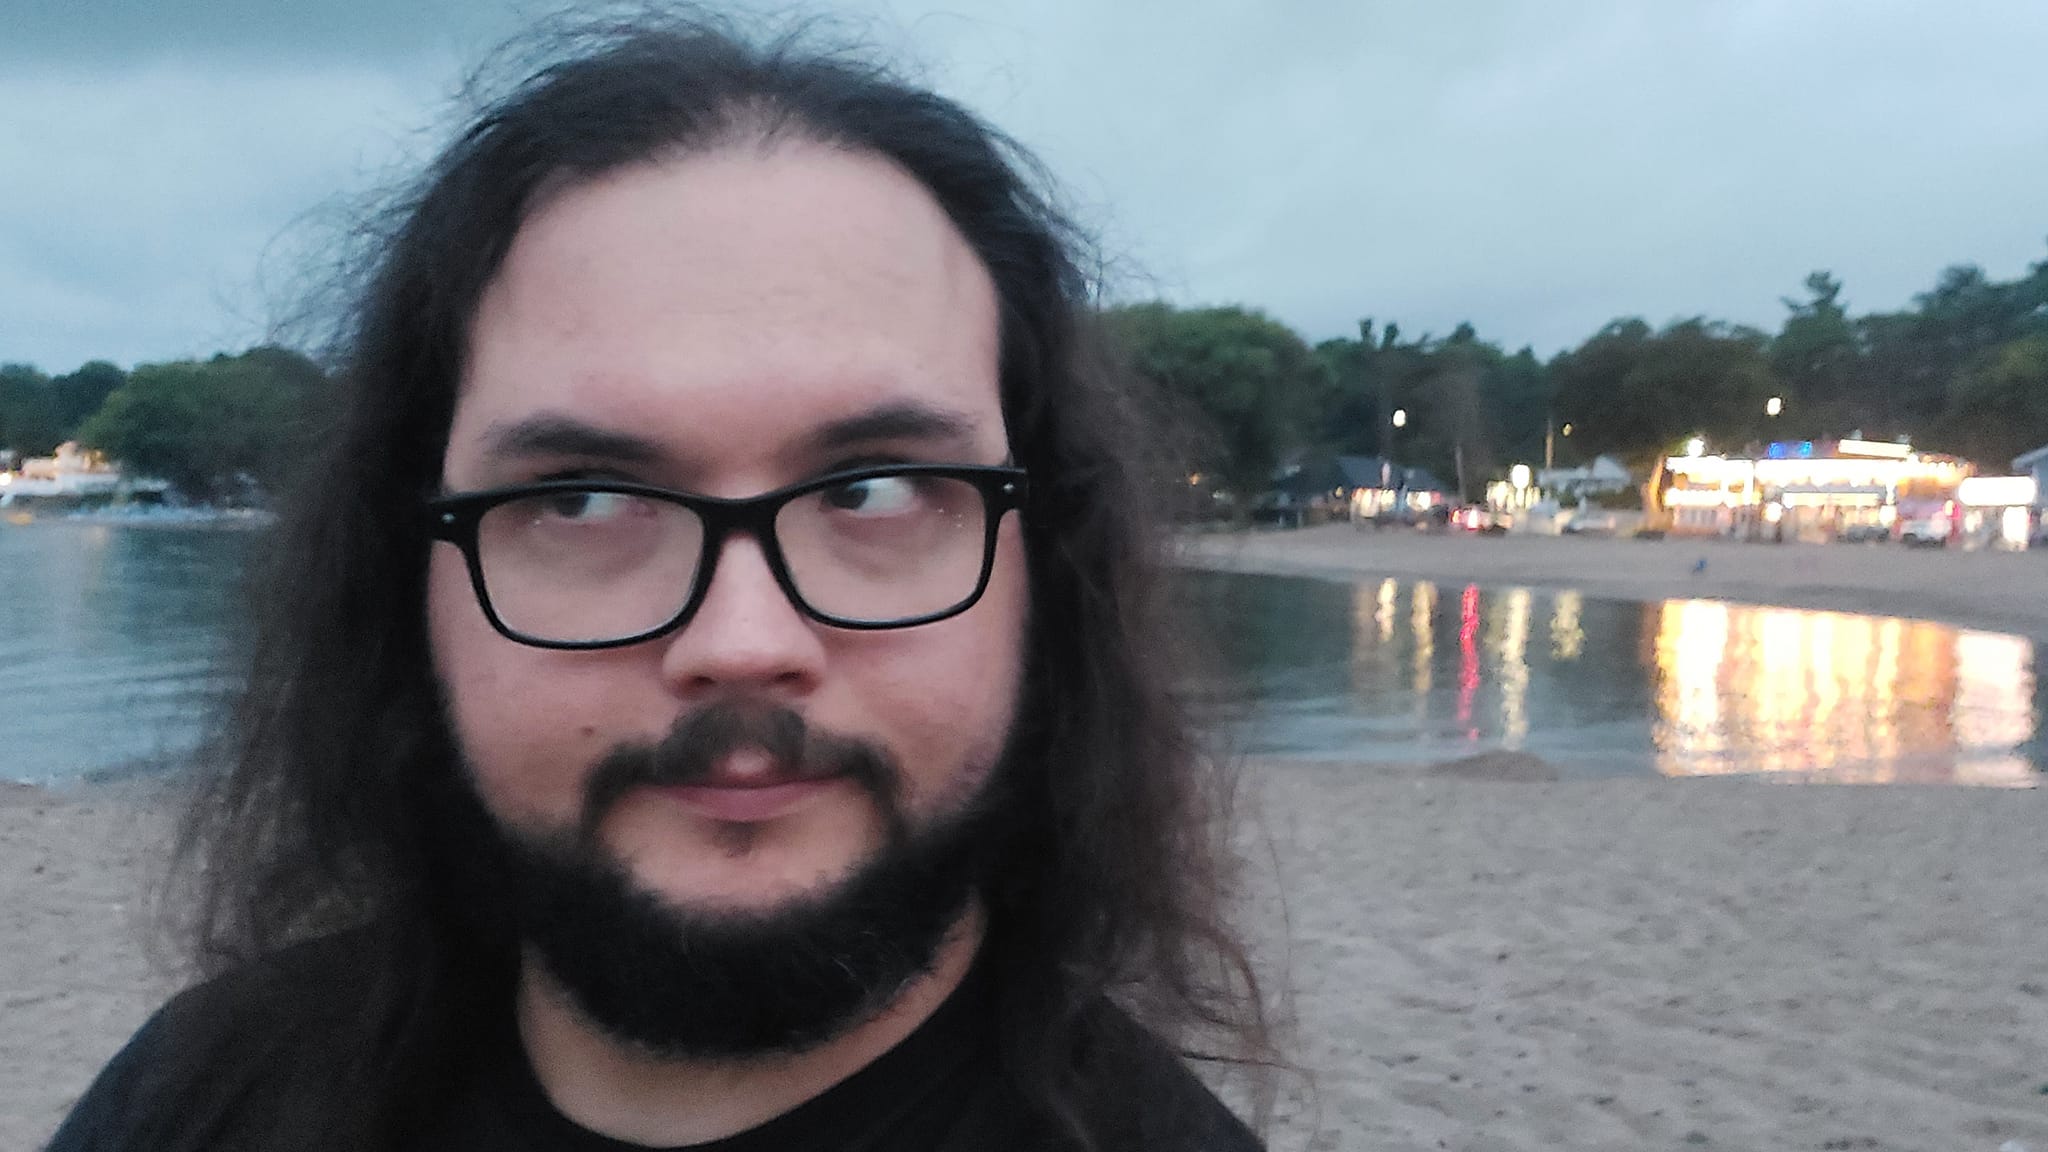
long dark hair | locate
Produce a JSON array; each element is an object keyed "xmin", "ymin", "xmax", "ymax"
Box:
[{"xmin": 163, "ymin": 12, "xmax": 1272, "ymax": 1150}]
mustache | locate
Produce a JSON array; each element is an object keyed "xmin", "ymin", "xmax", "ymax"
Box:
[{"xmin": 579, "ymin": 703, "xmax": 905, "ymax": 841}]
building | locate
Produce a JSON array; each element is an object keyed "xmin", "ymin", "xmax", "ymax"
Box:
[
  {"xmin": 2012, "ymin": 443, "xmax": 2048, "ymax": 499},
  {"xmin": 1536, "ymin": 455, "xmax": 1633, "ymax": 500},
  {"xmin": 1337, "ymin": 455, "xmax": 1450, "ymax": 521},
  {"xmin": 1658, "ymin": 438, "xmax": 1972, "ymax": 541}
]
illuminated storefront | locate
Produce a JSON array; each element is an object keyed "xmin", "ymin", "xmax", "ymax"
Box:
[
  {"xmin": 1660, "ymin": 439, "xmax": 1972, "ymax": 541},
  {"xmin": 1955, "ymin": 475, "xmax": 2039, "ymax": 550}
]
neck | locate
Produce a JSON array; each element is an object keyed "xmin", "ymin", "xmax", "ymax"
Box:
[{"xmin": 515, "ymin": 903, "xmax": 985, "ymax": 1146}]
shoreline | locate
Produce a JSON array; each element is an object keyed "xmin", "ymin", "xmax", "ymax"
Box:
[
  {"xmin": 1, "ymin": 510, "xmax": 274, "ymax": 531},
  {"xmin": 1178, "ymin": 524, "xmax": 2048, "ymax": 640}
]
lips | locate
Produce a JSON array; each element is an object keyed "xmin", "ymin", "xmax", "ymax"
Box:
[
  {"xmin": 658, "ymin": 778, "xmax": 842, "ymax": 823},
  {"xmin": 651, "ymin": 747, "xmax": 844, "ymax": 823}
]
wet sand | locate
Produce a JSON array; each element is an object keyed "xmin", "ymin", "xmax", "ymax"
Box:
[
  {"xmin": 1180, "ymin": 525, "xmax": 2048, "ymax": 640},
  {"xmin": 9, "ymin": 768, "xmax": 2046, "ymax": 1151}
]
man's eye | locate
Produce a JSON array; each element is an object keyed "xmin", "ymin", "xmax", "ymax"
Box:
[
  {"xmin": 537, "ymin": 491, "xmax": 632, "ymax": 521},
  {"xmin": 823, "ymin": 476, "xmax": 918, "ymax": 515}
]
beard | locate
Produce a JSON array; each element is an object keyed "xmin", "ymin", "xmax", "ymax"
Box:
[{"xmin": 459, "ymin": 702, "xmax": 1009, "ymax": 1061}]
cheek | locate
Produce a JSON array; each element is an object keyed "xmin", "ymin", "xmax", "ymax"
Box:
[
  {"xmin": 866, "ymin": 526, "xmax": 1028, "ymax": 808},
  {"xmin": 426, "ymin": 549, "xmax": 606, "ymax": 826}
]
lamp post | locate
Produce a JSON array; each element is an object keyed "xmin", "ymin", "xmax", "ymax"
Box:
[
  {"xmin": 1378, "ymin": 408, "xmax": 1410, "ymax": 511},
  {"xmin": 1385, "ymin": 408, "xmax": 1408, "ymax": 472},
  {"xmin": 1766, "ymin": 396, "xmax": 1783, "ymax": 418}
]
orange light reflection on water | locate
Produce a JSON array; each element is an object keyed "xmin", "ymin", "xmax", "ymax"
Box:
[{"xmin": 1651, "ymin": 599, "xmax": 2036, "ymax": 785}]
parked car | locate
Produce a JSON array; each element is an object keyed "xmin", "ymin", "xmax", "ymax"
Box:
[
  {"xmin": 1898, "ymin": 517, "xmax": 1951, "ymax": 548},
  {"xmin": 1837, "ymin": 523, "xmax": 1889, "ymax": 544},
  {"xmin": 1562, "ymin": 512, "xmax": 1619, "ymax": 537},
  {"xmin": 1453, "ymin": 506, "xmax": 1511, "ymax": 535}
]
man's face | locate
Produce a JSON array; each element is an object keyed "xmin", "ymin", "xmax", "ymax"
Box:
[{"xmin": 428, "ymin": 142, "xmax": 1026, "ymax": 934}]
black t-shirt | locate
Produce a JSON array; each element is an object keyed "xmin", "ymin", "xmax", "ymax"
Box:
[{"xmin": 49, "ymin": 934, "xmax": 1263, "ymax": 1152}]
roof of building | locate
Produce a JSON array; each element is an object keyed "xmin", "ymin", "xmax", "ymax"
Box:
[
  {"xmin": 2013, "ymin": 443, "xmax": 2048, "ymax": 470},
  {"xmin": 1335, "ymin": 455, "xmax": 1447, "ymax": 492}
]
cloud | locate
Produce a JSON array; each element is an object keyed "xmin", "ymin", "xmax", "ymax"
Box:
[
  {"xmin": 0, "ymin": 56, "xmax": 446, "ymax": 369},
  {"xmin": 0, "ymin": 0, "xmax": 518, "ymax": 66},
  {"xmin": 1, "ymin": 0, "xmax": 2044, "ymax": 370}
]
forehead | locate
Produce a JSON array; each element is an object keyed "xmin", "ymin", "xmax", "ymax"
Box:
[{"xmin": 449, "ymin": 140, "xmax": 1005, "ymax": 485}]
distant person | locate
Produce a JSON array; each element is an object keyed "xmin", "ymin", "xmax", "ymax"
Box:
[{"xmin": 51, "ymin": 15, "xmax": 1270, "ymax": 1152}]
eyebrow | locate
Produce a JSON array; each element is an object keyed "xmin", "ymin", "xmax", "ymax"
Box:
[
  {"xmin": 803, "ymin": 401, "xmax": 983, "ymax": 456},
  {"xmin": 478, "ymin": 415, "xmax": 666, "ymax": 466},
  {"xmin": 475, "ymin": 401, "xmax": 985, "ymax": 470}
]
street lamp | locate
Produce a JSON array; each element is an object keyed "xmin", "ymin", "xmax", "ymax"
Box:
[
  {"xmin": 1766, "ymin": 396, "xmax": 1783, "ymax": 418},
  {"xmin": 1391, "ymin": 408, "xmax": 1408, "ymax": 429}
]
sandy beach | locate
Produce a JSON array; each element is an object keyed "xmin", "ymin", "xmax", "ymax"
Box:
[
  {"xmin": 2, "ymin": 783, "xmax": 179, "ymax": 1150},
  {"xmin": 1239, "ymin": 763, "xmax": 2048, "ymax": 1152},
  {"xmin": 1181, "ymin": 525, "xmax": 2048, "ymax": 641},
  {"xmin": 8, "ymin": 767, "xmax": 2045, "ymax": 1151}
]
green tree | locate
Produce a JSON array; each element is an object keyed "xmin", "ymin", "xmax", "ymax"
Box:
[
  {"xmin": 1551, "ymin": 318, "xmax": 1777, "ymax": 467},
  {"xmin": 1311, "ymin": 319, "xmax": 1388, "ymax": 457},
  {"xmin": 1102, "ymin": 303, "xmax": 1329, "ymax": 500},
  {"xmin": 49, "ymin": 360, "xmax": 128, "ymax": 437},
  {"xmin": 1548, "ymin": 318, "xmax": 1654, "ymax": 461},
  {"xmin": 1771, "ymin": 271, "xmax": 1861, "ymax": 437},
  {"xmin": 76, "ymin": 347, "xmax": 324, "ymax": 501},
  {"xmin": 1939, "ymin": 334, "xmax": 2048, "ymax": 466},
  {"xmin": 0, "ymin": 363, "xmax": 61, "ymax": 456}
]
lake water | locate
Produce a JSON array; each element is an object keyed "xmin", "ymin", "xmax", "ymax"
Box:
[
  {"xmin": 1188, "ymin": 570, "xmax": 2044, "ymax": 785},
  {"xmin": 1, "ymin": 522, "xmax": 252, "ymax": 784},
  {"xmin": 4, "ymin": 523, "xmax": 2041, "ymax": 786}
]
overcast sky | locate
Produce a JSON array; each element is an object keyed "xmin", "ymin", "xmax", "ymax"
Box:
[{"xmin": 4, "ymin": 0, "xmax": 2046, "ymax": 372}]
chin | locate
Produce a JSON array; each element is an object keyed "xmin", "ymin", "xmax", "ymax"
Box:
[
  {"xmin": 636, "ymin": 853, "xmax": 866, "ymax": 917},
  {"xmin": 601, "ymin": 787, "xmax": 886, "ymax": 901}
]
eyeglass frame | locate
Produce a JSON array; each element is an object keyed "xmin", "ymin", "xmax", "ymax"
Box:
[{"xmin": 425, "ymin": 462, "xmax": 1031, "ymax": 650}]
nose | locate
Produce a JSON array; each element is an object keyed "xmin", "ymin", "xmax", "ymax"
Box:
[{"xmin": 657, "ymin": 530, "xmax": 826, "ymax": 701}]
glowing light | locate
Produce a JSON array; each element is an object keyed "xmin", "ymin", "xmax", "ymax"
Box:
[
  {"xmin": 1510, "ymin": 463, "xmax": 1532, "ymax": 491},
  {"xmin": 1765, "ymin": 396, "xmax": 1783, "ymax": 417},
  {"xmin": 1457, "ymin": 584, "xmax": 1481, "ymax": 726},
  {"xmin": 1957, "ymin": 476, "xmax": 2037, "ymax": 507},
  {"xmin": 1837, "ymin": 438, "xmax": 1911, "ymax": 459},
  {"xmin": 1647, "ymin": 599, "xmax": 2037, "ymax": 784},
  {"xmin": 1392, "ymin": 409, "xmax": 1408, "ymax": 429},
  {"xmin": 1549, "ymin": 591, "xmax": 1584, "ymax": 661},
  {"xmin": 2003, "ymin": 506, "xmax": 2030, "ymax": 548},
  {"xmin": 1499, "ymin": 588, "xmax": 1532, "ymax": 748},
  {"xmin": 1411, "ymin": 581, "xmax": 1436, "ymax": 698},
  {"xmin": 1954, "ymin": 631, "xmax": 2035, "ymax": 785},
  {"xmin": 1685, "ymin": 437, "xmax": 1706, "ymax": 458}
]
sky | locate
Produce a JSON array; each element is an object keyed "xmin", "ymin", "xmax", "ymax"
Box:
[{"xmin": 3, "ymin": 0, "xmax": 2046, "ymax": 372}]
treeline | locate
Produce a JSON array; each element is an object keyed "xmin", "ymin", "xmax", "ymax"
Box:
[
  {"xmin": 1110, "ymin": 245, "xmax": 2048, "ymax": 501},
  {"xmin": 4, "ymin": 242, "xmax": 2045, "ymax": 504},
  {"xmin": 0, "ymin": 347, "xmax": 323, "ymax": 502}
]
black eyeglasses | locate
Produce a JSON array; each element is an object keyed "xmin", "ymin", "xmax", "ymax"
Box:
[{"xmin": 426, "ymin": 463, "xmax": 1028, "ymax": 650}]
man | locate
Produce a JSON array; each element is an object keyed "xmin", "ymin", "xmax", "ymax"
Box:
[{"xmin": 51, "ymin": 15, "xmax": 1271, "ymax": 1152}]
